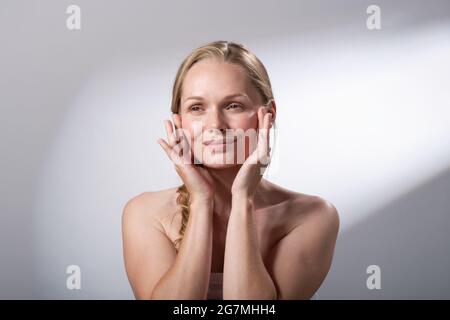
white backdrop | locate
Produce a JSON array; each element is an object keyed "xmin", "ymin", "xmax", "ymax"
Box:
[{"xmin": 1, "ymin": 0, "xmax": 449, "ymax": 298}]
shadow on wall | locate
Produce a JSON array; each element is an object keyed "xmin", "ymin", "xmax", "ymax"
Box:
[{"xmin": 318, "ymin": 167, "xmax": 450, "ymax": 299}]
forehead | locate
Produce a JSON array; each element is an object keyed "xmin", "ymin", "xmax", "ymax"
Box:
[{"xmin": 181, "ymin": 59, "xmax": 259, "ymax": 102}]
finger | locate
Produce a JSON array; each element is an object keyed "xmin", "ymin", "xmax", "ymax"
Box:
[
  {"xmin": 165, "ymin": 120, "xmax": 176, "ymax": 147},
  {"xmin": 176, "ymin": 124, "xmax": 196, "ymax": 164},
  {"xmin": 179, "ymin": 132, "xmax": 193, "ymax": 164},
  {"xmin": 258, "ymin": 112, "xmax": 270, "ymax": 146},
  {"xmin": 172, "ymin": 114, "xmax": 182, "ymax": 143},
  {"xmin": 265, "ymin": 113, "xmax": 272, "ymax": 140},
  {"xmin": 265, "ymin": 113, "xmax": 272, "ymax": 157},
  {"xmin": 171, "ymin": 120, "xmax": 189, "ymax": 161},
  {"xmin": 157, "ymin": 138, "xmax": 176, "ymax": 160},
  {"xmin": 157, "ymin": 138, "xmax": 182, "ymax": 165},
  {"xmin": 174, "ymin": 133, "xmax": 191, "ymax": 165},
  {"xmin": 258, "ymin": 106, "xmax": 265, "ymax": 131},
  {"xmin": 172, "ymin": 114, "xmax": 182, "ymax": 130},
  {"xmin": 172, "ymin": 142, "xmax": 182, "ymax": 157},
  {"xmin": 257, "ymin": 112, "xmax": 271, "ymax": 163}
]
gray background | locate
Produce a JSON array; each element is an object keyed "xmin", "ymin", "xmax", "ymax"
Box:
[{"xmin": 1, "ymin": 0, "xmax": 449, "ymax": 299}]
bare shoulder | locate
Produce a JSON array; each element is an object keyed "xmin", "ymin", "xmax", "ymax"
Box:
[
  {"xmin": 122, "ymin": 188, "xmax": 181, "ymax": 299},
  {"xmin": 122, "ymin": 187, "xmax": 181, "ymax": 234},
  {"xmin": 262, "ymin": 180, "xmax": 340, "ymax": 232},
  {"xmin": 262, "ymin": 182, "xmax": 340, "ymax": 299},
  {"xmin": 293, "ymin": 192, "xmax": 339, "ymax": 227}
]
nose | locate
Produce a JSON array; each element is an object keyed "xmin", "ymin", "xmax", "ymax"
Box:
[{"xmin": 204, "ymin": 107, "xmax": 227, "ymax": 135}]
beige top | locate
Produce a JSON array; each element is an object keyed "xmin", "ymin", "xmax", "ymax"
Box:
[{"xmin": 207, "ymin": 272, "xmax": 223, "ymax": 300}]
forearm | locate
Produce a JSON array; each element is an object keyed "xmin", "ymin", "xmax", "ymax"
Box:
[
  {"xmin": 151, "ymin": 198, "xmax": 213, "ymax": 299},
  {"xmin": 223, "ymin": 195, "xmax": 277, "ymax": 300}
]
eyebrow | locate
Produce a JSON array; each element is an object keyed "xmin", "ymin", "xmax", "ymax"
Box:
[{"xmin": 182, "ymin": 93, "xmax": 250, "ymax": 104}]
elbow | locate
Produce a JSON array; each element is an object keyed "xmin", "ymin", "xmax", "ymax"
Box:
[
  {"xmin": 267, "ymin": 287, "xmax": 278, "ymax": 300},
  {"xmin": 135, "ymin": 291, "xmax": 153, "ymax": 300},
  {"xmin": 224, "ymin": 287, "xmax": 277, "ymax": 300},
  {"xmin": 131, "ymin": 286, "xmax": 154, "ymax": 300},
  {"xmin": 148, "ymin": 287, "xmax": 163, "ymax": 300},
  {"xmin": 272, "ymin": 290, "xmax": 278, "ymax": 300}
]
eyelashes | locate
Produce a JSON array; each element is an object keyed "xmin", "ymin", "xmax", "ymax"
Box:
[
  {"xmin": 188, "ymin": 103, "xmax": 245, "ymax": 113},
  {"xmin": 189, "ymin": 105, "xmax": 202, "ymax": 112},
  {"xmin": 226, "ymin": 103, "xmax": 244, "ymax": 111}
]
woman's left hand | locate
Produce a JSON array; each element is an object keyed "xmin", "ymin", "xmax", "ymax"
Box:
[{"xmin": 231, "ymin": 106, "xmax": 272, "ymax": 198}]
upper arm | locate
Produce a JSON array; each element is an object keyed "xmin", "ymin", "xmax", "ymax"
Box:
[
  {"xmin": 121, "ymin": 193, "xmax": 177, "ymax": 299},
  {"xmin": 267, "ymin": 197, "xmax": 340, "ymax": 300}
]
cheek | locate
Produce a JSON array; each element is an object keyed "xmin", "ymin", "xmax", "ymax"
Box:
[
  {"xmin": 228, "ymin": 113, "xmax": 259, "ymax": 131},
  {"xmin": 180, "ymin": 118, "xmax": 201, "ymax": 142},
  {"xmin": 229, "ymin": 114, "xmax": 259, "ymax": 157}
]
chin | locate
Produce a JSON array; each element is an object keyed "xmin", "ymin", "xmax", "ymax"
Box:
[
  {"xmin": 193, "ymin": 151, "xmax": 244, "ymax": 168},
  {"xmin": 190, "ymin": 144, "xmax": 252, "ymax": 168},
  {"xmin": 201, "ymin": 162, "xmax": 238, "ymax": 169}
]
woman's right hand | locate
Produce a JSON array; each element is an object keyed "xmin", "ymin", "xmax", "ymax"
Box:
[{"xmin": 157, "ymin": 114, "xmax": 215, "ymax": 202}]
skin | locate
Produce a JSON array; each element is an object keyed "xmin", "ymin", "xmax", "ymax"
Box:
[{"xmin": 122, "ymin": 59, "xmax": 340, "ymax": 300}]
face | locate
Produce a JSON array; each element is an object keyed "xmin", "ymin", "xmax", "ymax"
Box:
[{"xmin": 177, "ymin": 59, "xmax": 264, "ymax": 168}]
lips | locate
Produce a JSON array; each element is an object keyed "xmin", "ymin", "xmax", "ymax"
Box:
[{"xmin": 203, "ymin": 137, "xmax": 237, "ymax": 145}]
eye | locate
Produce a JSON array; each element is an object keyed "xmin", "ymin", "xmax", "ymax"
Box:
[
  {"xmin": 226, "ymin": 103, "xmax": 243, "ymax": 111},
  {"xmin": 189, "ymin": 105, "xmax": 203, "ymax": 112}
]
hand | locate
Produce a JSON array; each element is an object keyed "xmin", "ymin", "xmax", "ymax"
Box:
[
  {"xmin": 231, "ymin": 106, "xmax": 272, "ymax": 198},
  {"xmin": 157, "ymin": 114, "xmax": 215, "ymax": 202}
]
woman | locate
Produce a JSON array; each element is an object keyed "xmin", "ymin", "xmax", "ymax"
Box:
[{"xmin": 122, "ymin": 41, "xmax": 339, "ymax": 300}]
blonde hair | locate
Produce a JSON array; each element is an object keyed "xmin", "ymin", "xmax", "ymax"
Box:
[{"xmin": 171, "ymin": 40, "xmax": 275, "ymax": 251}]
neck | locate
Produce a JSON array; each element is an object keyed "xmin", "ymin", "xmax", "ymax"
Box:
[
  {"xmin": 207, "ymin": 165, "xmax": 239, "ymax": 218},
  {"xmin": 206, "ymin": 165, "xmax": 266, "ymax": 219}
]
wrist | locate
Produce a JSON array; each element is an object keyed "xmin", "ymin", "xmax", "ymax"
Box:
[
  {"xmin": 231, "ymin": 192, "xmax": 254, "ymax": 207},
  {"xmin": 190, "ymin": 195, "xmax": 214, "ymax": 207}
]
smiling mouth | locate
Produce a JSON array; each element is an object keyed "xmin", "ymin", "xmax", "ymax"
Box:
[{"xmin": 203, "ymin": 137, "xmax": 237, "ymax": 146}]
